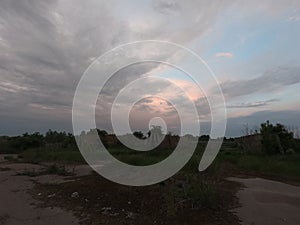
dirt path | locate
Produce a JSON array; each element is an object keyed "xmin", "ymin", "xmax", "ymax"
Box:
[
  {"xmin": 0, "ymin": 162, "xmax": 81, "ymax": 225},
  {"xmin": 229, "ymin": 177, "xmax": 300, "ymax": 225}
]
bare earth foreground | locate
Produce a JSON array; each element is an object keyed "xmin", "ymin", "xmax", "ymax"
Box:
[
  {"xmin": 1, "ymin": 154, "xmax": 300, "ymax": 225},
  {"xmin": 229, "ymin": 177, "xmax": 300, "ymax": 225},
  {"xmin": 0, "ymin": 155, "xmax": 93, "ymax": 225},
  {"xmin": 0, "ymin": 163, "xmax": 82, "ymax": 225}
]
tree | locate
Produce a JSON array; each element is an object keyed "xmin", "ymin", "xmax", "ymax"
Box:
[
  {"xmin": 199, "ymin": 135, "xmax": 210, "ymax": 141},
  {"xmin": 10, "ymin": 132, "xmax": 45, "ymax": 151},
  {"xmin": 96, "ymin": 129, "xmax": 108, "ymax": 138},
  {"xmin": 133, "ymin": 131, "xmax": 145, "ymax": 139},
  {"xmin": 260, "ymin": 121, "xmax": 294, "ymax": 155},
  {"xmin": 147, "ymin": 125, "xmax": 163, "ymax": 137}
]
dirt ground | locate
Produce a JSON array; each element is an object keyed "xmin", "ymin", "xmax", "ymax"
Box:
[
  {"xmin": 2, "ymin": 156, "xmax": 300, "ymax": 225},
  {"xmin": 0, "ymin": 156, "xmax": 240, "ymax": 225},
  {"xmin": 0, "ymin": 162, "xmax": 81, "ymax": 225},
  {"xmin": 229, "ymin": 177, "xmax": 300, "ymax": 225},
  {"xmin": 32, "ymin": 172, "xmax": 240, "ymax": 225}
]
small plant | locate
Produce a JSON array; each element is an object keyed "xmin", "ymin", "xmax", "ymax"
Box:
[
  {"xmin": 17, "ymin": 164, "xmax": 73, "ymax": 177},
  {"xmin": 4, "ymin": 155, "xmax": 15, "ymax": 161},
  {"xmin": 17, "ymin": 169, "xmax": 40, "ymax": 177},
  {"xmin": 286, "ymin": 148, "xmax": 295, "ymax": 155},
  {"xmin": 165, "ymin": 187, "xmax": 177, "ymax": 216},
  {"xmin": 185, "ymin": 176, "xmax": 217, "ymax": 208},
  {"xmin": 44, "ymin": 164, "xmax": 72, "ymax": 176}
]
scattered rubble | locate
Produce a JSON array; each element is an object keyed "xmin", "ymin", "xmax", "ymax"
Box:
[
  {"xmin": 71, "ymin": 192, "xmax": 80, "ymax": 199},
  {"xmin": 126, "ymin": 211, "xmax": 137, "ymax": 219},
  {"xmin": 47, "ymin": 194, "xmax": 56, "ymax": 198}
]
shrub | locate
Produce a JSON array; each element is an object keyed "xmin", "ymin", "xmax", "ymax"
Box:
[
  {"xmin": 185, "ymin": 176, "xmax": 217, "ymax": 208},
  {"xmin": 260, "ymin": 121, "xmax": 294, "ymax": 155}
]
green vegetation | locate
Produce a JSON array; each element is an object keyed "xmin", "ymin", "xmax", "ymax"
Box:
[
  {"xmin": 0, "ymin": 122, "xmax": 299, "ymax": 220},
  {"xmin": 17, "ymin": 164, "xmax": 73, "ymax": 177},
  {"xmin": 260, "ymin": 121, "xmax": 294, "ymax": 154},
  {"xmin": 215, "ymin": 151, "xmax": 300, "ymax": 177},
  {"xmin": 1, "ymin": 121, "xmax": 299, "ymax": 180},
  {"xmin": 185, "ymin": 176, "xmax": 217, "ymax": 208},
  {"xmin": 19, "ymin": 148, "xmax": 83, "ymax": 164},
  {"xmin": 0, "ymin": 130, "xmax": 77, "ymax": 154},
  {"xmin": 1, "ymin": 121, "xmax": 300, "ymax": 213}
]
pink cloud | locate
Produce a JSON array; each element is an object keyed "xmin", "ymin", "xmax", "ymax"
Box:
[{"xmin": 215, "ymin": 52, "xmax": 234, "ymax": 58}]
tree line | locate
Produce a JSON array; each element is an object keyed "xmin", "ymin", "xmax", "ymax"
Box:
[{"xmin": 0, "ymin": 122, "xmax": 299, "ymax": 155}]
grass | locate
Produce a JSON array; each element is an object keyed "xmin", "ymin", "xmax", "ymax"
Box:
[
  {"xmin": 218, "ymin": 152, "xmax": 300, "ymax": 178},
  {"xmin": 19, "ymin": 142, "xmax": 299, "ymax": 225},
  {"xmin": 184, "ymin": 175, "xmax": 217, "ymax": 208},
  {"xmin": 3, "ymin": 155, "xmax": 15, "ymax": 161},
  {"xmin": 18, "ymin": 143, "xmax": 300, "ymax": 179},
  {"xmin": 20, "ymin": 148, "xmax": 84, "ymax": 164},
  {"xmin": 162, "ymin": 173, "xmax": 219, "ymax": 215},
  {"xmin": 17, "ymin": 164, "xmax": 73, "ymax": 177}
]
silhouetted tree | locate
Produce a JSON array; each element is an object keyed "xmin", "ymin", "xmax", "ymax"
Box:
[
  {"xmin": 133, "ymin": 131, "xmax": 145, "ymax": 139},
  {"xmin": 199, "ymin": 135, "xmax": 210, "ymax": 141},
  {"xmin": 260, "ymin": 121, "xmax": 294, "ymax": 155}
]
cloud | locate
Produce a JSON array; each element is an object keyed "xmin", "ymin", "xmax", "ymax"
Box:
[
  {"xmin": 232, "ymin": 0, "xmax": 300, "ymax": 16},
  {"xmin": 219, "ymin": 66, "xmax": 300, "ymax": 98},
  {"xmin": 0, "ymin": 0, "xmax": 234, "ymax": 135},
  {"xmin": 287, "ymin": 15, "xmax": 300, "ymax": 22},
  {"xmin": 153, "ymin": 0, "xmax": 181, "ymax": 15},
  {"xmin": 0, "ymin": 0, "xmax": 300, "ymax": 136},
  {"xmin": 215, "ymin": 52, "xmax": 234, "ymax": 58},
  {"xmin": 226, "ymin": 110, "xmax": 300, "ymax": 137},
  {"xmin": 95, "ymin": 69, "xmax": 210, "ymax": 134},
  {"xmin": 227, "ymin": 99, "xmax": 279, "ymax": 108}
]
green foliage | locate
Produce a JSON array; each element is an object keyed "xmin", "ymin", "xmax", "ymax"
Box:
[
  {"xmin": 219, "ymin": 151, "xmax": 300, "ymax": 177},
  {"xmin": 0, "ymin": 130, "xmax": 78, "ymax": 154},
  {"xmin": 17, "ymin": 164, "xmax": 73, "ymax": 177},
  {"xmin": 3, "ymin": 155, "xmax": 15, "ymax": 161},
  {"xmin": 20, "ymin": 148, "xmax": 84, "ymax": 164},
  {"xmin": 133, "ymin": 131, "xmax": 145, "ymax": 139},
  {"xmin": 9, "ymin": 132, "xmax": 45, "ymax": 152},
  {"xmin": 294, "ymin": 139, "xmax": 300, "ymax": 153},
  {"xmin": 286, "ymin": 148, "xmax": 295, "ymax": 154},
  {"xmin": 165, "ymin": 187, "xmax": 177, "ymax": 216},
  {"xmin": 44, "ymin": 164, "xmax": 73, "ymax": 176},
  {"xmin": 260, "ymin": 121, "xmax": 294, "ymax": 155},
  {"xmin": 185, "ymin": 176, "xmax": 217, "ymax": 208},
  {"xmin": 45, "ymin": 130, "xmax": 77, "ymax": 148},
  {"xmin": 199, "ymin": 135, "xmax": 210, "ymax": 141}
]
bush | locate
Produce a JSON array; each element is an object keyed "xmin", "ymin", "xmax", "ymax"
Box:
[
  {"xmin": 17, "ymin": 164, "xmax": 73, "ymax": 177},
  {"xmin": 185, "ymin": 176, "xmax": 217, "ymax": 208},
  {"xmin": 286, "ymin": 148, "xmax": 295, "ymax": 155},
  {"xmin": 260, "ymin": 121, "xmax": 294, "ymax": 155}
]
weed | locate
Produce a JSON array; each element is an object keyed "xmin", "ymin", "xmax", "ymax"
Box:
[{"xmin": 17, "ymin": 164, "xmax": 73, "ymax": 177}]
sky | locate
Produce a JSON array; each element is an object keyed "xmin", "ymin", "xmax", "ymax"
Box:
[{"xmin": 0, "ymin": 0, "xmax": 300, "ymax": 137}]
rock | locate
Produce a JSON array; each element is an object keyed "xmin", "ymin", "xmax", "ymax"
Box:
[
  {"xmin": 101, "ymin": 207, "xmax": 112, "ymax": 215},
  {"xmin": 47, "ymin": 194, "xmax": 56, "ymax": 198},
  {"xmin": 126, "ymin": 212, "xmax": 137, "ymax": 219},
  {"xmin": 101, "ymin": 207, "xmax": 111, "ymax": 211},
  {"xmin": 71, "ymin": 192, "xmax": 80, "ymax": 198},
  {"xmin": 110, "ymin": 213, "xmax": 119, "ymax": 217}
]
